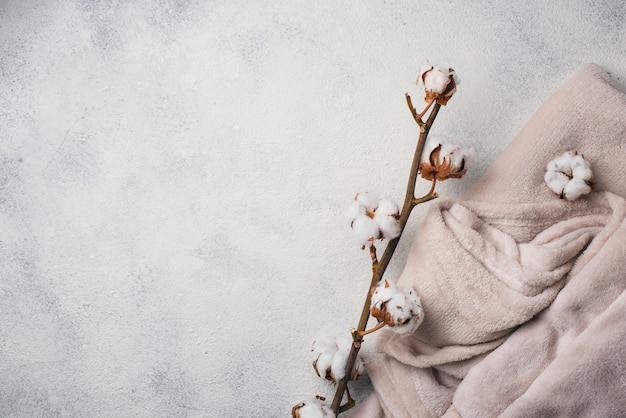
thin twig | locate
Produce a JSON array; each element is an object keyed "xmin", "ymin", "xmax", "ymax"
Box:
[
  {"xmin": 405, "ymin": 94, "xmax": 424, "ymax": 127},
  {"xmin": 412, "ymin": 191, "xmax": 438, "ymax": 206},
  {"xmin": 356, "ymin": 321, "xmax": 386, "ymax": 337},
  {"xmin": 416, "ymin": 99, "xmax": 435, "ymax": 120}
]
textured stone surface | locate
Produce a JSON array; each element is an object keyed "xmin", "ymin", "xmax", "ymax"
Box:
[{"xmin": 1, "ymin": 1, "xmax": 624, "ymax": 416}]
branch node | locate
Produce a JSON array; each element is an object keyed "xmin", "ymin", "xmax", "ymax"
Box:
[{"xmin": 350, "ymin": 328, "xmax": 360, "ymax": 343}]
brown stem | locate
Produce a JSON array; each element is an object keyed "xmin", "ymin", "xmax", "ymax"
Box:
[
  {"xmin": 428, "ymin": 178, "xmax": 437, "ymax": 196},
  {"xmin": 416, "ymin": 100, "xmax": 435, "ymax": 120},
  {"xmin": 330, "ymin": 101, "xmax": 442, "ymax": 415},
  {"xmin": 338, "ymin": 390, "xmax": 356, "ymax": 414},
  {"xmin": 412, "ymin": 191, "xmax": 438, "ymax": 206},
  {"xmin": 356, "ymin": 321, "xmax": 386, "ymax": 337},
  {"xmin": 405, "ymin": 93, "xmax": 424, "ymax": 127}
]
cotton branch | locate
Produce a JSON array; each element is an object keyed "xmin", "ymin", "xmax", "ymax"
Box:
[{"xmin": 330, "ymin": 100, "xmax": 441, "ymax": 414}]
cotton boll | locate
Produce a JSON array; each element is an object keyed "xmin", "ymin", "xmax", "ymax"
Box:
[
  {"xmin": 544, "ymin": 170, "xmax": 570, "ymax": 195},
  {"xmin": 419, "ymin": 60, "xmax": 454, "ymax": 94},
  {"xmin": 420, "ymin": 138, "xmax": 474, "ymax": 180},
  {"xmin": 423, "ymin": 68, "xmax": 451, "ymax": 94},
  {"xmin": 354, "ymin": 192, "xmax": 379, "ymax": 212},
  {"xmin": 351, "ymin": 215, "xmax": 381, "ymax": 247},
  {"xmin": 570, "ymin": 154, "xmax": 594, "ymax": 181},
  {"xmin": 311, "ymin": 335, "xmax": 364, "ymax": 384},
  {"xmin": 374, "ymin": 214, "xmax": 402, "ymax": 240},
  {"xmin": 388, "ymin": 289, "xmax": 424, "ymax": 334},
  {"xmin": 375, "ymin": 198, "xmax": 400, "ymax": 217},
  {"xmin": 545, "ymin": 151, "xmax": 594, "ymax": 200},
  {"xmin": 563, "ymin": 177, "xmax": 592, "ymax": 201},
  {"xmin": 417, "ymin": 60, "xmax": 459, "ymax": 105},
  {"xmin": 370, "ymin": 281, "xmax": 424, "ymax": 334}
]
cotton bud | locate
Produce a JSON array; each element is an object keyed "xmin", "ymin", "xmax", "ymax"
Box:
[
  {"xmin": 544, "ymin": 151, "xmax": 595, "ymax": 201},
  {"xmin": 311, "ymin": 335, "xmax": 364, "ymax": 383},
  {"xmin": 370, "ymin": 280, "xmax": 424, "ymax": 334},
  {"xmin": 418, "ymin": 60, "xmax": 460, "ymax": 105},
  {"xmin": 347, "ymin": 193, "xmax": 402, "ymax": 249},
  {"xmin": 419, "ymin": 137, "xmax": 474, "ymax": 181},
  {"xmin": 292, "ymin": 396, "xmax": 334, "ymax": 418}
]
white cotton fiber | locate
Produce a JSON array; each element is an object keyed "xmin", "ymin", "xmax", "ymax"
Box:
[
  {"xmin": 375, "ymin": 198, "xmax": 400, "ymax": 217},
  {"xmin": 351, "ymin": 215, "xmax": 380, "ymax": 247},
  {"xmin": 345, "ymin": 201, "xmax": 366, "ymax": 226},
  {"xmin": 370, "ymin": 280, "xmax": 424, "ymax": 334},
  {"xmin": 546, "ymin": 151, "xmax": 576, "ymax": 174},
  {"xmin": 311, "ymin": 335, "xmax": 363, "ymax": 384},
  {"xmin": 374, "ymin": 213, "xmax": 402, "ymax": 240},
  {"xmin": 293, "ymin": 397, "xmax": 334, "ymax": 418},
  {"xmin": 354, "ymin": 192, "xmax": 379, "ymax": 212},
  {"xmin": 563, "ymin": 177, "xmax": 592, "ymax": 201},
  {"xmin": 544, "ymin": 150, "xmax": 594, "ymax": 201},
  {"xmin": 570, "ymin": 154, "xmax": 594, "ymax": 181},
  {"xmin": 544, "ymin": 170, "xmax": 570, "ymax": 195},
  {"xmin": 348, "ymin": 194, "xmax": 402, "ymax": 247},
  {"xmin": 423, "ymin": 68, "xmax": 450, "ymax": 94}
]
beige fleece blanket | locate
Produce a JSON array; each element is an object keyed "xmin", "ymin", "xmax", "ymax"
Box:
[{"xmin": 348, "ymin": 64, "xmax": 626, "ymax": 417}]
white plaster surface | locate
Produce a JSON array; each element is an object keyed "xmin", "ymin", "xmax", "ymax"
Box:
[{"xmin": 1, "ymin": 1, "xmax": 624, "ymax": 416}]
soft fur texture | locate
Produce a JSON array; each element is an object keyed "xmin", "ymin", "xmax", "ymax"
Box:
[{"xmin": 348, "ymin": 64, "xmax": 626, "ymax": 417}]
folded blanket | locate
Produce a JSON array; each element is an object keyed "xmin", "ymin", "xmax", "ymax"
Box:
[{"xmin": 348, "ymin": 64, "xmax": 626, "ymax": 417}]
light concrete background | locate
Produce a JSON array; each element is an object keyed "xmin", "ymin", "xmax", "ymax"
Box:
[{"xmin": 1, "ymin": 0, "xmax": 624, "ymax": 416}]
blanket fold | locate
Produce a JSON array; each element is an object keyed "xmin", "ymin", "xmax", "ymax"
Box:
[{"xmin": 348, "ymin": 64, "xmax": 626, "ymax": 417}]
